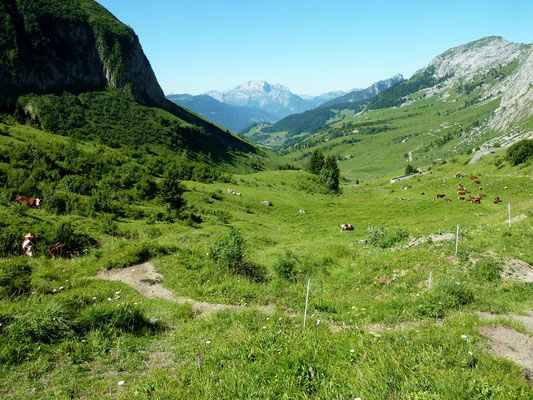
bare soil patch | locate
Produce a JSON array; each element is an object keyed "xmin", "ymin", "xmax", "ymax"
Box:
[
  {"xmin": 405, "ymin": 233, "xmax": 455, "ymax": 248},
  {"xmin": 476, "ymin": 310, "xmax": 533, "ymax": 335},
  {"xmin": 478, "ymin": 325, "xmax": 533, "ymax": 379},
  {"xmin": 501, "ymin": 257, "xmax": 533, "ymax": 283}
]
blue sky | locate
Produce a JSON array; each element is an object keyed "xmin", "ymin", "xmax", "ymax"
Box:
[{"xmin": 98, "ymin": 0, "xmax": 533, "ymax": 96}]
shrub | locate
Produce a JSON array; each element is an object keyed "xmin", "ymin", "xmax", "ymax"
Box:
[
  {"xmin": 416, "ymin": 281, "xmax": 474, "ymax": 318},
  {"xmin": 367, "ymin": 225, "xmax": 409, "ymax": 248},
  {"xmin": 405, "ymin": 163, "xmax": 417, "ymax": 175},
  {"xmin": 0, "ymin": 226, "xmax": 22, "ymax": 257},
  {"xmin": 51, "ymin": 221, "xmax": 97, "ymax": 253},
  {"xmin": 473, "ymin": 257, "xmax": 501, "ymax": 281},
  {"xmin": 209, "ymin": 227, "xmax": 265, "ymax": 281},
  {"xmin": 75, "ymin": 303, "xmax": 155, "ymax": 334},
  {"xmin": 0, "ymin": 259, "xmax": 32, "ymax": 298},
  {"xmin": 506, "ymin": 139, "xmax": 533, "ymax": 165},
  {"xmin": 274, "ymin": 251, "xmax": 297, "ymax": 281}
]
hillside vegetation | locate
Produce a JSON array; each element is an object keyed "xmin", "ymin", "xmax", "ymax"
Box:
[{"xmin": 1, "ymin": 131, "xmax": 532, "ymax": 398}]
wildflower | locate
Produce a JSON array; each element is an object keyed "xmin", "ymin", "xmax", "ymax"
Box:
[
  {"xmin": 198, "ymin": 351, "xmax": 202, "ymax": 367},
  {"xmin": 350, "ymin": 349, "xmax": 355, "ymax": 353},
  {"xmin": 92, "ymin": 297, "xmax": 97, "ymax": 300},
  {"xmin": 263, "ymin": 326, "xmax": 267, "ymax": 329},
  {"xmin": 461, "ymin": 334, "xmax": 467, "ymax": 339},
  {"xmin": 316, "ymin": 319, "xmax": 321, "ymax": 326},
  {"xmin": 205, "ymin": 340, "xmax": 212, "ymax": 344},
  {"xmin": 468, "ymin": 351, "xmax": 473, "ymax": 355},
  {"xmin": 59, "ymin": 286, "xmax": 64, "ymax": 290},
  {"xmin": 115, "ymin": 291, "xmax": 121, "ymax": 295},
  {"xmin": 117, "ymin": 380, "xmax": 124, "ymax": 386}
]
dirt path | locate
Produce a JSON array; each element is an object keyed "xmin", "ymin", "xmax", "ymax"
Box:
[
  {"xmin": 477, "ymin": 310, "xmax": 533, "ymax": 379},
  {"xmin": 96, "ymin": 262, "xmax": 280, "ymax": 316},
  {"xmin": 408, "ymin": 144, "xmax": 423, "ymax": 162}
]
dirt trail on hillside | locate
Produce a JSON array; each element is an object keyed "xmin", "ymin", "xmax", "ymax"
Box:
[
  {"xmin": 477, "ymin": 310, "xmax": 533, "ymax": 380},
  {"xmin": 96, "ymin": 262, "xmax": 281, "ymax": 316}
]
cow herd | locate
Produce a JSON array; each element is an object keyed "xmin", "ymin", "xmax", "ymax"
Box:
[{"xmin": 430, "ymin": 173, "xmax": 503, "ymax": 205}]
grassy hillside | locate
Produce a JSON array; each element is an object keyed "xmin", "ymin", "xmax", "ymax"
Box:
[
  {"xmin": 281, "ymin": 63, "xmax": 521, "ymax": 180},
  {"xmin": 1, "ymin": 124, "xmax": 532, "ymax": 398}
]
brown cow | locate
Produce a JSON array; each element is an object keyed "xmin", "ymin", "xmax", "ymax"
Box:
[
  {"xmin": 458, "ymin": 197, "xmax": 465, "ymax": 200},
  {"xmin": 436, "ymin": 194, "xmax": 445, "ymax": 198},
  {"xmin": 470, "ymin": 176, "xmax": 478, "ymax": 180},
  {"xmin": 420, "ymin": 192, "xmax": 425, "ymax": 195},
  {"xmin": 399, "ymin": 197, "xmax": 410, "ymax": 201},
  {"xmin": 22, "ymin": 232, "xmax": 36, "ymax": 257},
  {"xmin": 493, "ymin": 196, "xmax": 501, "ymax": 204},
  {"xmin": 340, "ymin": 224, "xmax": 355, "ymax": 232},
  {"xmin": 445, "ymin": 199, "xmax": 452, "ymax": 202},
  {"xmin": 473, "ymin": 200, "xmax": 481, "ymax": 204},
  {"xmin": 474, "ymin": 180, "xmax": 481, "ymax": 185},
  {"xmin": 458, "ymin": 191, "xmax": 466, "ymax": 195},
  {"xmin": 15, "ymin": 196, "xmax": 40, "ymax": 207},
  {"xmin": 47, "ymin": 243, "xmax": 71, "ymax": 259}
]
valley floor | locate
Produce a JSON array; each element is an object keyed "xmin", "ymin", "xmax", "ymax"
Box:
[{"xmin": 1, "ymin": 152, "xmax": 533, "ymax": 399}]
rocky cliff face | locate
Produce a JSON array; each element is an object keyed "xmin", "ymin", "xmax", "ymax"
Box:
[
  {"xmin": 490, "ymin": 46, "xmax": 533, "ymax": 131},
  {"xmin": 0, "ymin": 0, "xmax": 165, "ymax": 108},
  {"xmin": 421, "ymin": 36, "xmax": 527, "ymax": 82}
]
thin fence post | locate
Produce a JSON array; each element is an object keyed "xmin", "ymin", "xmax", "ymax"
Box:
[
  {"xmin": 455, "ymin": 225, "xmax": 459, "ymax": 256},
  {"xmin": 303, "ymin": 279, "xmax": 311, "ymax": 329},
  {"xmin": 508, "ymin": 203, "xmax": 511, "ymax": 228}
]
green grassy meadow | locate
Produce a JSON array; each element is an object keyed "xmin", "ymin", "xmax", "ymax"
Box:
[{"xmin": 1, "ymin": 129, "xmax": 532, "ymax": 398}]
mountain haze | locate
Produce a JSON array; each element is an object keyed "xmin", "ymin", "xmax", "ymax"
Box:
[{"xmin": 167, "ymin": 94, "xmax": 277, "ymax": 132}]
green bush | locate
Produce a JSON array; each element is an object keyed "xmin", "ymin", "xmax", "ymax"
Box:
[
  {"xmin": 473, "ymin": 257, "xmax": 501, "ymax": 281},
  {"xmin": 0, "ymin": 259, "xmax": 32, "ymax": 298},
  {"xmin": 0, "ymin": 225, "xmax": 22, "ymax": 257},
  {"xmin": 367, "ymin": 225, "xmax": 409, "ymax": 248},
  {"xmin": 274, "ymin": 251, "xmax": 297, "ymax": 281},
  {"xmin": 506, "ymin": 139, "xmax": 533, "ymax": 165},
  {"xmin": 51, "ymin": 221, "xmax": 97, "ymax": 253},
  {"xmin": 417, "ymin": 281, "xmax": 474, "ymax": 318},
  {"xmin": 209, "ymin": 227, "xmax": 265, "ymax": 281}
]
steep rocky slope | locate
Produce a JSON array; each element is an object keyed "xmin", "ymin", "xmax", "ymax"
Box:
[
  {"xmin": 0, "ymin": 0, "xmax": 256, "ymax": 155},
  {"xmin": 490, "ymin": 46, "xmax": 533, "ymax": 131}
]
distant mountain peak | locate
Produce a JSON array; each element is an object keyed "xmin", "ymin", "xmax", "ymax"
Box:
[{"xmin": 421, "ymin": 36, "xmax": 527, "ymax": 80}]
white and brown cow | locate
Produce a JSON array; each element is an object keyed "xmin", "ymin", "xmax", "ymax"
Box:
[
  {"xmin": 22, "ymin": 232, "xmax": 36, "ymax": 257},
  {"xmin": 340, "ymin": 224, "xmax": 355, "ymax": 232},
  {"xmin": 15, "ymin": 196, "xmax": 40, "ymax": 207}
]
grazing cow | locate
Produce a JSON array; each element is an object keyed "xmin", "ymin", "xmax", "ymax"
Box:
[
  {"xmin": 236, "ymin": 193, "xmax": 242, "ymax": 196},
  {"xmin": 261, "ymin": 201, "xmax": 273, "ymax": 206},
  {"xmin": 420, "ymin": 192, "xmax": 425, "ymax": 195},
  {"xmin": 504, "ymin": 186, "xmax": 508, "ymax": 190},
  {"xmin": 458, "ymin": 197, "xmax": 465, "ymax": 200},
  {"xmin": 47, "ymin": 242, "xmax": 71, "ymax": 259},
  {"xmin": 340, "ymin": 224, "xmax": 355, "ymax": 232},
  {"xmin": 458, "ymin": 191, "xmax": 466, "ymax": 195},
  {"xmin": 470, "ymin": 176, "xmax": 478, "ymax": 180},
  {"xmin": 458, "ymin": 183, "xmax": 464, "ymax": 189},
  {"xmin": 473, "ymin": 200, "xmax": 481, "ymax": 204},
  {"xmin": 399, "ymin": 197, "xmax": 409, "ymax": 201},
  {"xmin": 455, "ymin": 172, "xmax": 462, "ymax": 178},
  {"xmin": 445, "ymin": 198, "xmax": 452, "ymax": 202},
  {"xmin": 227, "ymin": 188, "xmax": 235, "ymax": 195},
  {"xmin": 493, "ymin": 196, "xmax": 501, "ymax": 204},
  {"xmin": 436, "ymin": 194, "xmax": 445, "ymax": 198},
  {"xmin": 299, "ymin": 209, "xmax": 307, "ymax": 214},
  {"xmin": 478, "ymin": 187, "xmax": 482, "ymax": 190},
  {"xmin": 22, "ymin": 232, "xmax": 36, "ymax": 257},
  {"xmin": 15, "ymin": 196, "xmax": 40, "ymax": 207},
  {"xmin": 474, "ymin": 180, "xmax": 481, "ymax": 185}
]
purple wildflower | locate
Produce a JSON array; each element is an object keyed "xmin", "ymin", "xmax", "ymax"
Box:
[{"xmin": 198, "ymin": 350, "xmax": 202, "ymax": 368}]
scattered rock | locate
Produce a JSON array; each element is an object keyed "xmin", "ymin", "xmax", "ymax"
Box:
[
  {"xmin": 405, "ymin": 233, "xmax": 455, "ymax": 247},
  {"xmin": 358, "ymin": 239, "xmax": 368, "ymax": 245},
  {"xmin": 501, "ymin": 257, "xmax": 533, "ymax": 283}
]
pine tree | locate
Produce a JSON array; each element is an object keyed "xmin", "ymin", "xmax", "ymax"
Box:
[
  {"xmin": 307, "ymin": 150, "xmax": 325, "ymax": 174},
  {"xmin": 319, "ymin": 155, "xmax": 340, "ymax": 192},
  {"xmin": 159, "ymin": 165, "xmax": 185, "ymax": 213}
]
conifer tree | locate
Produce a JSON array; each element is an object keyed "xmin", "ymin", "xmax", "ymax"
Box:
[
  {"xmin": 307, "ymin": 150, "xmax": 325, "ymax": 174},
  {"xmin": 319, "ymin": 155, "xmax": 340, "ymax": 192}
]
